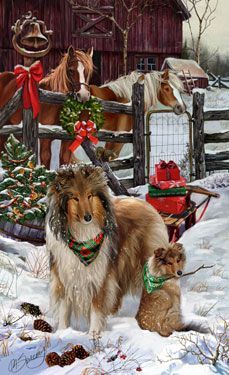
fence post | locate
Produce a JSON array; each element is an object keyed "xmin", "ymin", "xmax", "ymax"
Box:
[
  {"xmin": 132, "ymin": 81, "xmax": 145, "ymax": 186},
  {"xmin": 22, "ymin": 109, "xmax": 39, "ymax": 163},
  {"xmin": 193, "ymin": 92, "xmax": 206, "ymax": 180}
]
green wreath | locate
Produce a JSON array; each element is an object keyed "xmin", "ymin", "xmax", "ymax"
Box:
[{"xmin": 60, "ymin": 96, "xmax": 104, "ymax": 136}]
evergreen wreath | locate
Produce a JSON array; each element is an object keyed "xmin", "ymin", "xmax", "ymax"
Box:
[{"xmin": 60, "ymin": 96, "xmax": 104, "ymax": 136}]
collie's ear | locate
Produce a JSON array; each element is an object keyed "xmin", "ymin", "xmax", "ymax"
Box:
[
  {"xmin": 53, "ymin": 168, "xmax": 75, "ymax": 192},
  {"xmin": 174, "ymin": 243, "xmax": 184, "ymax": 252},
  {"xmin": 155, "ymin": 248, "xmax": 166, "ymax": 258}
]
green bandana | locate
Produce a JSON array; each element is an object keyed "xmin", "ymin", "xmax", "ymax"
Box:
[
  {"xmin": 67, "ymin": 229, "xmax": 105, "ymax": 267},
  {"xmin": 143, "ymin": 262, "xmax": 170, "ymax": 293}
]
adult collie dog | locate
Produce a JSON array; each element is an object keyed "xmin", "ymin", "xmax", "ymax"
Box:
[{"xmin": 46, "ymin": 164, "xmax": 170, "ymax": 334}]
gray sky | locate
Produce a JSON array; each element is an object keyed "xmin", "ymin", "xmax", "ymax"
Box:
[{"xmin": 183, "ymin": 0, "xmax": 229, "ymax": 54}]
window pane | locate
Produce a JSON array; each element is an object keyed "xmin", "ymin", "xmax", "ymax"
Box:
[
  {"xmin": 136, "ymin": 58, "xmax": 145, "ymax": 71},
  {"xmin": 147, "ymin": 57, "xmax": 156, "ymax": 71}
]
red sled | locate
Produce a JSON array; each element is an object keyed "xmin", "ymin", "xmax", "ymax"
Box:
[
  {"xmin": 149, "ymin": 175, "xmax": 187, "ymax": 190},
  {"xmin": 146, "ymin": 193, "xmax": 188, "ymax": 215}
]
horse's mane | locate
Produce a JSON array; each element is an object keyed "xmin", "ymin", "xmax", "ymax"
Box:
[
  {"xmin": 41, "ymin": 50, "xmax": 93, "ymax": 93},
  {"xmin": 102, "ymin": 70, "xmax": 184, "ymax": 110}
]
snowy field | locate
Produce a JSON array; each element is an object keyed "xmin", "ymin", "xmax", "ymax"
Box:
[{"xmin": 0, "ymin": 174, "xmax": 228, "ymax": 375}]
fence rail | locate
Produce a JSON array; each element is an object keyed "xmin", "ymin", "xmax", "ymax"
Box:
[
  {"xmin": 208, "ymin": 71, "xmax": 229, "ymax": 89},
  {"xmin": 0, "ymin": 83, "xmax": 145, "ymax": 189},
  {"xmin": 193, "ymin": 92, "xmax": 229, "ymax": 178}
]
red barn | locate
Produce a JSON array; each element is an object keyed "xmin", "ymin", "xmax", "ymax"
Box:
[{"xmin": 0, "ymin": 0, "xmax": 190, "ymax": 84}]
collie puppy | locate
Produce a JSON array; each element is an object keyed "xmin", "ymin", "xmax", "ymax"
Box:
[
  {"xmin": 136, "ymin": 243, "xmax": 186, "ymax": 336},
  {"xmin": 46, "ymin": 164, "xmax": 170, "ymax": 334}
]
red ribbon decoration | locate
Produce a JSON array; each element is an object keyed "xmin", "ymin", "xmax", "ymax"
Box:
[
  {"xmin": 69, "ymin": 120, "xmax": 98, "ymax": 152},
  {"xmin": 158, "ymin": 160, "xmax": 168, "ymax": 169},
  {"xmin": 14, "ymin": 61, "xmax": 43, "ymax": 119},
  {"xmin": 167, "ymin": 160, "xmax": 177, "ymax": 169}
]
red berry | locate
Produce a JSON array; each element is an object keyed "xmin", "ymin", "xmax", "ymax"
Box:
[
  {"xmin": 120, "ymin": 354, "xmax": 127, "ymax": 360},
  {"xmin": 136, "ymin": 367, "xmax": 142, "ymax": 372}
]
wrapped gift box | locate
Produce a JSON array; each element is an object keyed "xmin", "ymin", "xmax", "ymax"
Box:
[
  {"xmin": 149, "ymin": 175, "xmax": 187, "ymax": 190},
  {"xmin": 148, "ymin": 185, "xmax": 186, "ymax": 197},
  {"xmin": 146, "ymin": 193, "xmax": 188, "ymax": 215},
  {"xmin": 155, "ymin": 160, "xmax": 180, "ymax": 181}
]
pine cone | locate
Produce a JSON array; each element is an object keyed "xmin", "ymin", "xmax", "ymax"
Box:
[
  {"xmin": 59, "ymin": 350, "xmax": 76, "ymax": 367},
  {"xmin": 20, "ymin": 302, "xmax": 42, "ymax": 317},
  {"xmin": 73, "ymin": 345, "xmax": 90, "ymax": 360},
  {"xmin": 45, "ymin": 352, "xmax": 60, "ymax": 367},
  {"xmin": 33, "ymin": 319, "xmax": 53, "ymax": 333}
]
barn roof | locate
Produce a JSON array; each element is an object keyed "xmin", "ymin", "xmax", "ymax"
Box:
[
  {"xmin": 173, "ymin": 0, "xmax": 191, "ymax": 20},
  {"xmin": 162, "ymin": 58, "xmax": 209, "ymax": 78}
]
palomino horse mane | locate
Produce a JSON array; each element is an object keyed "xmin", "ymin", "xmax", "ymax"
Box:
[
  {"xmin": 102, "ymin": 70, "xmax": 184, "ymax": 110},
  {"xmin": 41, "ymin": 50, "xmax": 94, "ymax": 93}
]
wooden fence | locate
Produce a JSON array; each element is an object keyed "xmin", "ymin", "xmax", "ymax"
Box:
[
  {"xmin": 208, "ymin": 71, "xmax": 229, "ymax": 89},
  {"xmin": 0, "ymin": 82, "xmax": 145, "ymax": 188},
  {"xmin": 193, "ymin": 92, "xmax": 229, "ymax": 179}
]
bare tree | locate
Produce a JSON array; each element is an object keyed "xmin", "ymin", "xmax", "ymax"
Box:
[
  {"xmin": 184, "ymin": 0, "xmax": 218, "ymax": 64},
  {"xmin": 158, "ymin": 317, "xmax": 229, "ymax": 366},
  {"xmin": 69, "ymin": 0, "xmax": 166, "ymax": 75}
]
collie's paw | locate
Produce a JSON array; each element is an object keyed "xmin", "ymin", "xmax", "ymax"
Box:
[{"xmin": 159, "ymin": 330, "xmax": 173, "ymax": 337}]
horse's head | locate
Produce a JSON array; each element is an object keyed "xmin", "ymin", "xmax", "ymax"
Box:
[
  {"xmin": 158, "ymin": 69, "xmax": 186, "ymax": 115},
  {"xmin": 66, "ymin": 45, "xmax": 94, "ymax": 103}
]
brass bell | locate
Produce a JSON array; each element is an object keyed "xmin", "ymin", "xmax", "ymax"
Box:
[{"xmin": 21, "ymin": 22, "xmax": 48, "ymax": 48}]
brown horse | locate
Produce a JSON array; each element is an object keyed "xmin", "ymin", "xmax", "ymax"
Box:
[
  {"xmin": 0, "ymin": 46, "xmax": 93, "ymax": 167},
  {"xmin": 60, "ymin": 68, "xmax": 186, "ymax": 164}
]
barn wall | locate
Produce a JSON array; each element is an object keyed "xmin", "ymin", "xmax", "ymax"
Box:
[
  {"xmin": 0, "ymin": 0, "xmax": 185, "ymax": 82},
  {"xmin": 72, "ymin": 1, "xmax": 184, "ymax": 54},
  {"xmin": 0, "ymin": 0, "xmax": 72, "ymax": 73}
]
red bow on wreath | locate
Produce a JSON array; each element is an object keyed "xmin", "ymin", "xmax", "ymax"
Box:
[
  {"xmin": 14, "ymin": 61, "xmax": 43, "ymax": 119},
  {"xmin": 69, "ymin": 120, "xmax": 98, "ymax": 152}
]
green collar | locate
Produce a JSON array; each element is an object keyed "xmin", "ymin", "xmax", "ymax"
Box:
[
  {"xmin": 143, "ymin": 262, "xmax": 171, "ymax": 293},
  {"xmin": 67, "ymin": 228, "xmax": 105, "ymax": 267}
]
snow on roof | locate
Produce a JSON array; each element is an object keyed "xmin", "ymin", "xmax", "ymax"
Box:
[{"xmin": 162, "ymin": 58, "xmax": 209, "ymax": 79}]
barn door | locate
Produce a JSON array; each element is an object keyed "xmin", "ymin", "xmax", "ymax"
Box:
[{"xmin": 91, "ymin": 51, "xmax": 102, "ymax": 85}]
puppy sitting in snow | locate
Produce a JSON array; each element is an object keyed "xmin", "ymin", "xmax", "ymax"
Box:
[{"xmin": 136, "ymin": 243, "xmax": 186, "ymax": 337}]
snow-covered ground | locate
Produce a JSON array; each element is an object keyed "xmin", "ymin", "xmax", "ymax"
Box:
[{"xmin": 0, "ymin": 174, "xmax": 228, "ymax": 375}]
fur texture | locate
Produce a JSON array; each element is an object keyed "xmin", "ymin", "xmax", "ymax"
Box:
[
  {"xmin": 136, "ymin": 243, "xmax": 186, "ymax": 336},
  {"xmin": 46, "ymin": 164, "xmax": 170, "ymax": 334}
]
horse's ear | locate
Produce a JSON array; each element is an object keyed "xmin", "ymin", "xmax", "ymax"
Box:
[
  {"xmin": 162, "ymin": 69, "xmax": 170, "ymax": 81},
  {"xmin": 67, "ymin": 45, "xmax": 75, "ymax": 59},
  {"xmin": 87, "ymin": 46, "xmax": 94, "ymax": 58}
]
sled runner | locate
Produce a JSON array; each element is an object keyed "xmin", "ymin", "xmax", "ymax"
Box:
[{"xmin": 160, "ymin": 185, "xmax": 220, "ymax": 242}]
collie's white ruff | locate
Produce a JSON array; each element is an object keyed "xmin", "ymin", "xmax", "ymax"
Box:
[{"xmin": 46, "ymin": 221, "xmax": 111, "ymax": 331}]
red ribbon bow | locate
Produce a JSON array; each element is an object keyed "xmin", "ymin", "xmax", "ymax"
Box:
[
  {"xmin": 167, "ymin": 160, "xmax": 177, "ymax": 169},
  {"xmin": 69, "ymin": 120, "xmax": 98, "ymax": 152},
  {"xmin": 14, "ymin": 61, "xmax": 43, "ymax": 119},
  {"xmin": 158, "ymin": 160, "xmax": 168, "ymax": 169}
]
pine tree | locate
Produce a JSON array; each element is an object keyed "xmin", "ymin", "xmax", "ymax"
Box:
[{"xmin": 0, "ymin": 135, "xmax": 55, "ymax": 223}]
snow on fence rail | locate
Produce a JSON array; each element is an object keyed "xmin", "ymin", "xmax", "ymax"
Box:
[
  {"xmin": 193, "ymin": 92, "xmax": 229, "ymax": 179},
  {"xmin": 0, "ymin": 83, "xmax": 145, "ymax": 189}
]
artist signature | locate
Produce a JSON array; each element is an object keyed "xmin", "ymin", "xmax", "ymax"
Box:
[{"xmin": 8, "ymin": 347, "xmax": 46, "ymax": 373}]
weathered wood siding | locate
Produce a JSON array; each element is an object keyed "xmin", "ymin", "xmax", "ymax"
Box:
[
  {"xmin": 0, "ymin": 0, "xmax": 72, "ymax": 73},
  {"xmin": 0, "ymin": 0, "xmax": 185, "ymax": 82}
]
